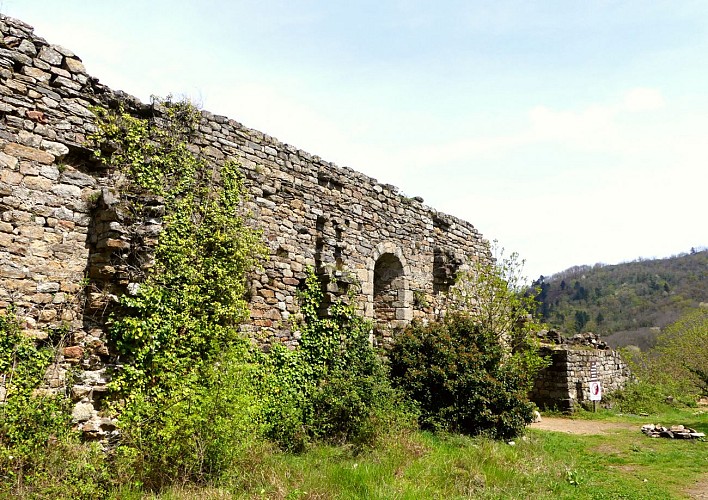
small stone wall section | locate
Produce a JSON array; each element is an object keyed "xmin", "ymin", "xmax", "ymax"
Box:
[
  {"xmin": 530, "ymin": 343, "xmax": 631, "ymax": 412},
  {"xmin": 1, "ymin": 15, "xmax": 491, "ymax": 432}
]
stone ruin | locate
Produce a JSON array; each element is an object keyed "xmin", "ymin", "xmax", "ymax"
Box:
[
  {"xmin": 529, "ymin": 330, "xmax": 631, "ymax": 412},
  {"xmin": 0, "ymin": 16, "xmax": 492, "ymax": 435}
]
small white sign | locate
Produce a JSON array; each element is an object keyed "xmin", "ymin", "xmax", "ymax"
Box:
[{"xmin": 589, "ymin": 381, "xmax": 602, "ymax": 401}]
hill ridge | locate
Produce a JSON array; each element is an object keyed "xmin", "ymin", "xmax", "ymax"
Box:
[{"xmin": 534, "ymin": 250, "xmax": 708, "ymax": 349}]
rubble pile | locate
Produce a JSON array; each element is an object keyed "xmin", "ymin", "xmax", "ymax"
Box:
[
  {"xmin": 641, "ymin": 424, "xmax": 706, "ymax": 439},
  {"xmin": 536, "ymin": 330, "xmax": 610, "ymax": 350}
]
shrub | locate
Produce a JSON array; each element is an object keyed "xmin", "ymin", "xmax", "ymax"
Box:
[
  {"xmin": 389, "ymin": 247, "xmax": 547, "ymax": 439},
  {"xmin": 260, "ymin": 268, "xmax": 412, "ymax": 450},
  {"xmin": 0, "ymin": 309, "xmax": 110, "ymax": 497},
  {"xmin": 390, "ymin": 315, "xmax": 540, "ymax": 439},
  {"xmin": 604, "ymin": 380, "xmax": 679, "ymax": 415},
  {"xmin": 112, "ymin": 344, "xmax": 264, "ymax": 489}
]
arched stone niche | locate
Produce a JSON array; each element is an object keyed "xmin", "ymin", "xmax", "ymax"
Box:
[{"xmin": 363, "ymin": 242, "xmax": 413, "ymax": 346}]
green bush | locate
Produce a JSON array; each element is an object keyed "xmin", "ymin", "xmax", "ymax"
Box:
[
  {"xmin": 390, "ymin": 248, "xmax": 548, "ymax": 439},
  {"xmin": 604, "ymin": 380, "xmax": 689, "ymax": 415},
  {"xmin": 260, "ymin": 268, "xmax": 413, "ymax": 450},
  {"xmin": 389, "ymin": 315, "xmax": 539, "ymax": 439},
  {"xmin": 0, "ymin": 309, "xmax": 110, "ymax": 498},
  {"xmin": 113, "ymin": 344, "xmax": 264, "ymax": 489}
]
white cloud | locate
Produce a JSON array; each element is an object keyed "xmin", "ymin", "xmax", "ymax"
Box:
[{"xmin": 622, "ymin": 87, "xmax": 666, "ymax": 112}]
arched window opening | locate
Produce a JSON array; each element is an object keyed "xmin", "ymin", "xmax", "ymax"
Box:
[{"xmin": 373, "ymin": 253, "xmax": 405, "ymax": 327}]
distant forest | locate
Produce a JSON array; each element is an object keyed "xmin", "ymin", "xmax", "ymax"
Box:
[{"xmin": 533, "ymin": 249, "xmax": 708, "ymax": 350}]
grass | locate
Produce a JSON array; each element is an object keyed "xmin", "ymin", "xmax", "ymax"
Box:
[
  {"xmin": 4, "ymin": 408, "xmax": 705, "ymax": 499},
  {"xmin": 103, "ymin": 406, "xmax": 706, "ymax": 499}
]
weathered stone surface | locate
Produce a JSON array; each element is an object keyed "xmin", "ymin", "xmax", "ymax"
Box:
[
  {"xmin": 38, "ymin": 45, "xmax": 62, "ymax": 66},
  {"xmin": 530, "ymin": 342, "xmax": 631, "ymax": 412},
  {"xmin": 63, "ymin": 345, "xmax": 84, "ymax": 360},
  {"xmin": 36, "ymin": 281, "xmax": 60, "ymax": 293},
  {"xmin": 4, "ymin": 142, "xmax": 54, "ymax": 164},
  {"xmin": 41, "ymin": 140, "xmax": 70, "ymax": 158},
  {"xmin": 71, "ymin": 402, "xmax": 95, "ymax": 423},
  {"xmin": 18, "ymin": 39, "xmax": 37, "ymax": 57},
  {"xmin": 642, "ymin": 423, "xmax": 705, "ymax": 439},
  {"xmin": 1, "ymin": 169, "xmax": 23, "ymax": 185},
  {"xmin": 63, "ymin": 57, "xmax": 85, "ymax": 74},
  {"xmin": 0, "ymin": 151, "xmax": 19, "ymax": 169},
  {"xmin": 0, "ymin": 14, "xmax": 495, "ymax": 438}
]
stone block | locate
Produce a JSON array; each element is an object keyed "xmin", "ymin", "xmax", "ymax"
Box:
[
  {"xmin": 63, "ymin": 345, "xmax": 84, "ymax": 360},
  {"xmin": 0, "ymin": 151, "xmax": 19, "ymax": 169},
  {"xmin": 71, "ymin": 402, "xmax": 94, "ymax": 423},
  {"xmin": 41, "ymin": 140, "xmax": 69, "ymax": 158},
  {"xmin": 4, "ymin": 143, "xmax": 54, "ymax": 164},
  {"xmin": 1, "ymin": 169, "xmax": 23, "ymax": 185},
  {"xmin": 395, "ymin": 307, "xmax": 413, "ymax": 321},
  {"xmin": 36, "ymin": 281, "xmax": 60, "ymax": 293},
  {"xmin": 22, "ymin": 175, "xmax": 53, "ymax": 190}
]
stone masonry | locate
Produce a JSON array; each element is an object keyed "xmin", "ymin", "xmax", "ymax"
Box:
[
  {"xmin": 0, "ymin": 16, "xmax": 491, "ymax": 434},
  {"xmin": 530, "ymin": 332, "xmax": 631, "ymax": 411}
]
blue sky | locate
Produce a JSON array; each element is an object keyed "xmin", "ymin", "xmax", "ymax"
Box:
[{"xmin": 4, "ymin": 1, "xmax": 707, "ymax": 280}]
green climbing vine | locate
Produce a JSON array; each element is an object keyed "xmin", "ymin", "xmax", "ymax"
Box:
[
  {"xmin": 259, "ymin": 267, "xmax": 410, "ymax": 451},
  {"xmin": 91, "ymin": 97, "xmax": 268, "ymax": 487},
  {"xmin": 90, "ymin": 97, "xmax": 409, "ymax": 486},
  {"xmin": 0, "ymin": 309, "xmax": 104, "ymax": 496}
]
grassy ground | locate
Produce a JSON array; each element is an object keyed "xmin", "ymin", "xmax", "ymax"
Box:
[{"xmin": 110, "ymin": 407, "xmax": 707, "ymax": 499}]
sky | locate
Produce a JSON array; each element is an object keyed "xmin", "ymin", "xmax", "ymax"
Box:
[{"xmin": 3, "ymin": 0, "xmax": 707, "ymax": 281}]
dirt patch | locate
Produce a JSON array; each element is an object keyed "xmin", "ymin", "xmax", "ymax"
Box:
[
  {"xmin": 528, "ymin": 417, "xmax": 636, "ymax": 435},
  {"xmin": 608, "ymin": 464, "xmax": 639, "ymax": 474},
  {"xmin": 686, "ymin": 474, "xmax": 708, "ymax": 499},
  {"xmin": 590, "ymin": 443, "xmax": 624, "ymax": 455}
]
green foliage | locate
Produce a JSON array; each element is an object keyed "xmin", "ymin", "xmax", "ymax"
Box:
[
  {"xmin": 390, "ymin": 249, "xmax": 548, "ymax": 439},
  {"xmin": 604, "ymin": 380, "xmax": 680, "ymax": 415},
  {"xmin": 0, "ymin": 308, "xmax": 61, "ymax": 455},
  {"xmin": 259, "ymin": 268, "xmax": 411, "ymax": 451},
  {"xmin": 447, "ymin": 245, "xmax": 540, "ymax": 352},
  {"xmin": 92, "ymin": 99, "xmax": 202, "ymax": 196},
  {"xmin": 112, "ymin": 345, "xmax": 264, "ymax": 489},
  {"xmin": 657, "ymin": 307, "xmax": 708, "ymax": 395},
  {"xmin": 533, "ymin": 251, "xmax": 708, "ymax": 343},
  {"xmin": 0, "ymin": 309, "xmax": 109, "ymax": 497},
  {"xmin": 390, "ymin": 315, "xmax": 541, "ymax": 439},
  {"xmin": 92, "ymin": 97, "xmax": 268, "ymax": 488},
  {"xmin": 171, "ymin": 406, "xmax": 707, "ymax": 499},
  {"xmin": 0, "ymin": 307, "xmax": 52, "ymax": 400},
  {"xmin": 622, "ymin": 307, "xmax": 708, "ymax": 402}
]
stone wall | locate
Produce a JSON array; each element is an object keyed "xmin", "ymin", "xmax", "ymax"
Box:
[
  {"xmin": 530, "ymin": 343, "xmax": 631, "ymax": 411},
  {"xmin": 1, "ymin": 16, "xmax": 491, "ymax": 431}
]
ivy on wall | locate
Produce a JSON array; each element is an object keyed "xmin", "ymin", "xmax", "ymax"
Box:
[
  {"xmin": 257, "ymin": 267, "xmax": 408, "ymax": 451},
  {"xmin": 91, "ymin": 98, "xmax": 268, "ymax": 486}
]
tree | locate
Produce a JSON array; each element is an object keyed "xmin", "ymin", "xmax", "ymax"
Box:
[
  {"xmin": 445, "ymin": 245, "xmax": 541, "ymax": 353},
  {"xmin": 574, "ymin": 310, "xmax": 590, "ymax": 332},
  {"xmin": 652, "ymin": 308, "xmax": 708, "ymax": 396}
]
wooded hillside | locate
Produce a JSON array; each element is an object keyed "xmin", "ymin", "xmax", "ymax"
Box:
[{"xmin": 534, "ymin": 249, "xmax": 708, "ymax": 349}]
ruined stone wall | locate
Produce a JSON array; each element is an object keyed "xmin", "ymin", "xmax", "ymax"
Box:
[
  {"xmin": 530, "ymin": 345, "xmax": 631, "ymax": 411},
  {"xmin": 1, "ymin": 16, "xmax": 490, "ymax": 430}
]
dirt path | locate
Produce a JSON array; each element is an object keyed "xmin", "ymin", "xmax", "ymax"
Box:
[
  {"xmin": 529, "ymin": 417, "xmax": 708, "ymax": 498},
  {"xmin": 686, "ymin": 476, "xmax": 708, "ymax": 499},
  {"xmin": 528, "ymin": 416, "xmax": 637, "ymax": 435}
]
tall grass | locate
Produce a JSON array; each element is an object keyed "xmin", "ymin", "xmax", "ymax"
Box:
[{"xmin": 103, "ymin": 405, "xmax": 705, "ymax": 499}]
